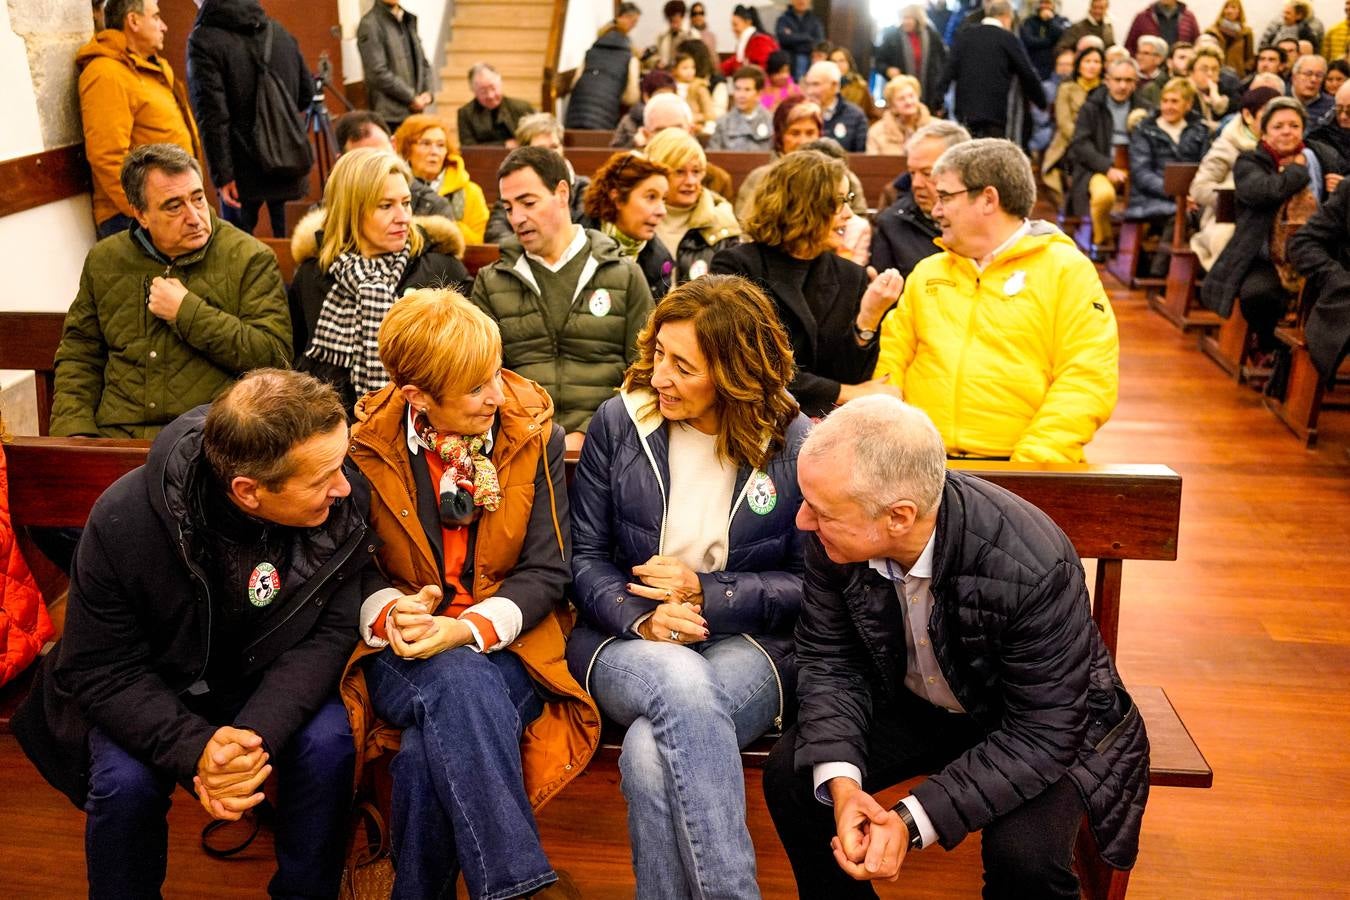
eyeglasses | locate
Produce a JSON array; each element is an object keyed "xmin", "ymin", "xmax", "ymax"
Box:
[
  {"xmin": 1337, "ymin": 105, "xmax": 1350, "ymax": 116},
  {"xmin": 836, "ymin": 190, "xmax": 856, "ymax": 208},
  {"xmin": 415, "ymin": 139, "xmax": 448, "ymax": 150},
  {"xmin": 934, "ymin": 188, "xmax": 972, "ymax": 206}
]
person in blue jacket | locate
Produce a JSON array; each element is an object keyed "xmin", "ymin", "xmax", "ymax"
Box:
[
  {"xmin": 777, "ymin": 0, "xmax": 827, "ymax": 81},
  {"xmin": 566, "ymin": 274, "xmax": 809, "ymax": 900}
]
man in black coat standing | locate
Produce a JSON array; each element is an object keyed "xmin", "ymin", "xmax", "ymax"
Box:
[
  {"xmin": 13, "ymin": 369, "xmax": 379, "ymax": 899},
  {"xmin": 933, "ymin": 0, "xmax": 1046, "ymax": 142},
  {"xmin": 763, "ymin": 397, "xmax": 1149, "ymax": 899},
  {"xmin": 870, "ymin": 120, "xmax": 970, "ymax": 277},
  {"xmin": 187, "ymin": 0, "xmax": 312, "ymax": 236}
]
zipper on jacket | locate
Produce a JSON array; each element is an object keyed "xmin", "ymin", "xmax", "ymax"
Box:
[
  {"xmin": 635, "ymin": 428, "xmax": 670, "ymax": 554},
  {"xmin": 740, "ymin": 633, "xmax": 785, "ymax": 729},
  {"xmin": 952, "ymin": 272, "xmax": 982, "ymax": 453}
]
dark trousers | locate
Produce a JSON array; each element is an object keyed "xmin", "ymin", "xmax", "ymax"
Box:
[
  {"xmin": 83, "ymin": 695, "xmax": 354, "ymax": 900},
  {"xmin": 95, "ymin": 213, "xmax": 135, "ymax": 240},
  {"xmin": 221, "ymin": 197, "xmax": 290, "ymax": 236},
  {"xmin": 763, "ymin": 690, "xmax": 1084, "ymax": 900},
  {"xmin": 965, "ymin": 120, "xmax": 1007, "ymax": 139},
  {"xmin": 1238, "ymin": 259, "xmax": 1291, "ymax": 352}
]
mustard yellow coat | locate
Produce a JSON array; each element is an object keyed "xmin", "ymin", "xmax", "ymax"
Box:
[{"xmin": 874, "ymin": 223, "xmax": 1119, "ymax": 462}]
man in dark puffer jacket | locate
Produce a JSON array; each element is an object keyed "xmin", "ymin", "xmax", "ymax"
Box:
[{"xmin": 763, "ymin": 397, "xmax": 1149, "ymax": 899}]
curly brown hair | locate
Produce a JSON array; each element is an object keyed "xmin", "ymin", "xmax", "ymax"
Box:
[
  {"xmin": 583, "ymin": 152, "xmax": 672, "ymax": 223},
  {"xmin": 744, "ymin": 151, "xmax": 846, "ymax": 258},
  {"xmin": 624, "ymin": 275, "xmax": 799, "ymax": 470}
]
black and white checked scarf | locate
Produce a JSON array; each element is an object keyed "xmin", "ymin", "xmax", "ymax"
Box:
[{"xmin": 305, "ymin": 249, "xmax": 410, "ymax": 397}]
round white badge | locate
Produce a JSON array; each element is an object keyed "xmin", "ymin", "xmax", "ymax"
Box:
[
  {"xmin": 1004, "ymin": 270, "xmax": 1027, "ymax": 297},
  {"xmin": 747, "ymin": 471, "xmax": 777, "ymax": 515},
  {"xmin": 688, "ymin": 259, "xmax": 709, "ymax": 280},
  {"xmin": 833, "ymin": 122, "xmax": 847, "ymax": 140},
  {"xmin": 756, "ymin": 122, "xmax": 769, "ymax": 139},
  {"xmin": 589, "ymin": 288, "xmax": 612, "ymax": 317},
  {"xmin": 248, "ymin": 562, "xmax": 280, "ymax": 608}
]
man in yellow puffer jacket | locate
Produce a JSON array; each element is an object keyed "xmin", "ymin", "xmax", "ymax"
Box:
[{"xmin": 874, "ymin": 138, "xmax": 1118, "ymax": 463}]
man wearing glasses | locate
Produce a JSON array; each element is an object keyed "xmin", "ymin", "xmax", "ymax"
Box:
[
  {"xmin": 1290, "ymin": 54, "xmax": 1333, "ymax": 123},
  {"xmin": 1068, "ymin": 57, "xmax": 1148, "ymax": 258},
  {"xmin": 873, "ymin": 138, "xmax": 1119, "ymax": 463},
  {"xmin": 1307, "ymin": 81, "xmax": 1350, "ymax": 183}
]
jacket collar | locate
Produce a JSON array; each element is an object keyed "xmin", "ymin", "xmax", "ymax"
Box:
[
  {"xmin": 130, "ymin": 215, "xmax": 220, "ymax": 267},
  {"xmin": 499, "ymin": 226, "xmax": 614, "ymax": 299},
  {"xmin": 620, "ymin": 387, "xmax": 664, "ymax": 439}
]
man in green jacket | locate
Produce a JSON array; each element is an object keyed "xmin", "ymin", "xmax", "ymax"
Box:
[
  {"xmin": 471, "ymin": 146, "xmax": 653, "ymax": 450},
  {"xmin": 51, "ymin": 143, "xmax": 291, "ymax": 438}
]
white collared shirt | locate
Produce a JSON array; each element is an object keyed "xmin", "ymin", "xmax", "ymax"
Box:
[
  {"xmin": 974, "ymin": 219, "xmax": 1031, "ymax": 273},
  {"xmin": 525, "ymin": 222, "xmax": 587, "ymax": 273}
]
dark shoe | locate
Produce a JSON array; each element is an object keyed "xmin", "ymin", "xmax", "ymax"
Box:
[{"xmin": 525, "ymin": 870, "xmax": 582, "ymax": 900}]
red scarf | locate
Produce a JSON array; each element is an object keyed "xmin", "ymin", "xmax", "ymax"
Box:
[{"xmin": 1261, "ymin": 139, "xmax": 1306, "ymax": 167}]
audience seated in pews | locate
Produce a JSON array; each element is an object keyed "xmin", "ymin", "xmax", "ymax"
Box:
[
  {"xmin": 357, "ymin": 0, "xmax": 435, "ymax": 132},
  {"xmin": 392, "ymin": 115, "xmax": 490, "ymax": 243},
  {"xmin": 15, "ymin": 369, "xmax": 370, "ymax": 898},
  {"xmin": 1204, "ymin": 1, "xmax": 1255, "ymax": 78},
  {"xmin": 1307, "ymin": 81, "xmax": 1350, "ymax": 173},
  {"xmin": 1133, "ymin": 34, "xmax": 1171, "ymax": 107},
  {"xmin": 1127, "ymin": 77, "xmax": 1211, "ymax": 276},
  {"xmin": 1289, "ymin": 177, "xmax": 1350, "ymax": 379},
  {"xmin": 801, "ymin": 60, "xmax": 869, "ymax": 151},
  {"xmin": 289, "ymin": 148, "xmax": 469, "ymax": 408},
  {"xmin": 1042, "ymin": 44, "xmax": 1103, "ymax": 198},
  {"xmin": 1325, "ymin": 59, "xmax": 1350, "ymax": 96},
  {"xmin": 568, "ymin": 275, "xmax": 809, "ymax": 900},
  {"xmin": 1019, "ymin": 0, "xmax": 1071, "ymax": 81},
  {"xmin": 760, "ymin": 49, "xmax": 803, "ymax": 110},
  {"xmin": 1066, "ymin": 58, "xmax": 1145, "ymax": 256},
  {"xmin": 186, "ymin": 0, "xmax": 310, "ymax": 237},
  {"xmin": 763, "ymin": 396, "xmax": 1150, "ymax": 898},
  {"xmin": 471, "ymin": 147, "xmax": 653, "ymax": 450},
  {"xmin": 565, "ymin": 16, "xmax": 641, "ymax": 131},
  {"xmin": 645, "ymin": 128, "xmax": 740, "ymax": 285},
  {"xmin": 829, "ymin": 47, "xmax": 881, "ymax": 123},
  {"xmin": 1240, "ymin": 44, "xmax": 1286, "ymax": 93},
  {"xmin": 876, "ymin": 139, "xmax": 1119, "ymax": 462},
  {"xmin": 486, "ymin": 113, "xmax": 590, "ymax": 244},
  {"xmin": 1201, "ymin": 98, "xmax": 1334, "ymax": 362},
  {"xmin": 933, "ymin": 0, "xmax": 1047, "ymax": 142},
  {"xmin": 1189, "ymin": 86, "xmax": 1279, "ymax": 272},
  {"xmin": 52, "ymin": 144, "xmax": 290, "ymax": 439},
  {"xmin": 723, "ymin": 5, "xmax": 779, "ymax": 77},
  {"xmin": 866, "ymin": 75, "xmax": 931, "ymax": 156},
  {"xmin": 737, "ymin": 96, "xmax": 868, "ymax": 224},
  {"xmin": 1188, "ymin": 45, "xmax": 1233, "ymax": 127},
  {"xmin": 871, "ymin": 121, "xmax": 971, "ymax": 278},
  {"xmin": 345, "ymin": 290, "xmax": 596, "ymax": 900},
  {"xmin": 1029, "ymin": 46, "xmax": 1076, "ymax": 155},
  {"xmin": 457, "ymin": 62, "xmax": 537, "ymax": 148},
  {"xmin": 708, "ymin": 65, "xmax": 774, "ymax": 151},
  {"xmin": 78, "ymin": 0, "xmax": 203, "ymax": 239},
  {"xmin": 1290, "ymin": 53, "xmax": 1334, "ymax": 122},
  {"xmin": 610, "ymin": 76, "xmax": 682, "ymax": 149},
  {"xmin": 332, "ymin": 110, "xmax": 455, "ymax": 220},
  {"xmin": 714, "ymin": 150, "xmax": 902, "ymax": 417},
  {"xmin": 581, "ymin": 151, "xmax": 674, "ymax": 299}
]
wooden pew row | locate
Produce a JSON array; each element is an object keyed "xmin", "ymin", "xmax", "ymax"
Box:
[
  {"xmin": 462, "ymin": 146, "xmax": 906, "ymax": 213},
  {"xmin": 1151, "ymin": 162, "xmax": 1223, "ymax": 333},
  {"xmin": 1196, "ymin": 189, "xmax": 1259, "ymax": 384},
  {"xmin": 2, "ymin": 440, "xmax": 1207, "ymax": 898},
  {"xmin": 562, "ymin": 130, "xmax": 615, "ymax": 148},
  {"xmin": 0, "ymin": 313, "xmax": 65, "ymax": 436}
]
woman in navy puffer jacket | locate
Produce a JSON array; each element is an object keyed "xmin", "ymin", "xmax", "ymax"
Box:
[{"xmin": 567, "ymin": 274, "xmax": 808, "ymax": 900}]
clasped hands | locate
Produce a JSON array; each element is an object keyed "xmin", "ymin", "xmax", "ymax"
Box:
[
  {"xmin": 829, "ymin": 777, "xmax": 910, "ymax": 883},
  {"xmin": 193, "ymin": 726, "xmax": 270, "ymax": 822},
  {"xmin": 627, "ymin": 555, "xmax": 709, "ymax": 643},
  {"xmin": 384, "ymin": 584, "xmax": 475, "ymax": 658}
]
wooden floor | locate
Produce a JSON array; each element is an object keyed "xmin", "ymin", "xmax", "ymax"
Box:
[{"xmin": 4, "ymin": 279, "xmax": 1350, "ymax": 898}]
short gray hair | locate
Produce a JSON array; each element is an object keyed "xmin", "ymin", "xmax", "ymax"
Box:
[
  {"xmin": 121, "ymin": 143, "xmax": 202, "ymax": 212},
  {"xmin": 1136, "ymin": 35, "xmax": 1167, "ymax": 56},
  {"xmin": 644, "ymin": 92, "xmax": 693, "ymax": 129},
  {"xmin": 467, "ymin": 62, "xmax": 501, "ymax": 86},
  {"xmin": 933, "ymin": 138, "xmax": 1036, "ymax": 218},
  {"xmin": 800, "ymin": 396, "xmax": 947, "ymax": 517},
  {"xmin": 986, "ymin": 0, "xmax": 1013, "ymax": 18},
  {"xmin": 905, "ymin": 120, "xmax": 970, "ymax": 156},
  {"xmin": 514, "ymin": 112, "xmax": 564, "ymax": 146},
  {"xmin": 1292, "ymin": 54, "xmax": 1328, "ymax": 75},
  {"xmin": 806, "ymin": 60, "xmax": 842, "ymax": 85},
  {"xmin": 1106, "ymin": 57, "xmax": 1139, "ymax": 78}
]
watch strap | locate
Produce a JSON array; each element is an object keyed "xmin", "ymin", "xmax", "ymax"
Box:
[{"xmin": 893, "ymin": 800, "xmax": 923, "ymax": 850}]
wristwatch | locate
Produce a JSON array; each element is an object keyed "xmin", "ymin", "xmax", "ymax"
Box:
[
  {"xmin": 893, "ymin": 801, "xmax": 924, "ymax": 851},
  {"xmin": 853, "ymin": 321, "xmax": 877, "ymax": 342}
]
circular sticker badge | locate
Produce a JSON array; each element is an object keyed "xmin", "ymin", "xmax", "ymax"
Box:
[
  {"xmin": 688, "ymin": 259, "xmax": 709, "ymax": 280},
  {"xmin": 589, "ymin": 288, "xmax": 612, "ymax": 317},
  {"xmin": 747, "ymin": 471, "xmax": 777, "ymax": 515},
  {"xmin": 833, "ymin": 122, "xmax": 847, "ymax": 140},
  {"xmin": 756, "ymin": 122, "xmax": 769, "ymax": 139},
  {"xmin": 248, "ymin": 562, "xmax": 281, "ymax": 608}
]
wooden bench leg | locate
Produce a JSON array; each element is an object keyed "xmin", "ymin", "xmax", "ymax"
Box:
[
  {"xmin": 1199, "ymin": 303, "xmax": 1249, "ymax": 381},
  {"xmin": 1152, "ymin": 251, "xmax": 1221, "ymax": 333},
  {"xmin": 1075, "ymin": 817, "xmax": 1133, "ymax": 900},
  {"xmin": 1264, "ymin": 338, "xmax": 1324, "ymax": 446},
  {"xmin": 1106, "ymin": 222, "xmax": 1141, "ymax": 288}
]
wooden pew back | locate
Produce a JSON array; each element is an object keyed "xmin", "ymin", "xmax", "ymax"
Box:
[{"xmin": 0, "ymin": 313, "xmax": 67, "ymax": 436}]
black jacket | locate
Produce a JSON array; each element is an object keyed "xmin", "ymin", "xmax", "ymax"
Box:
[
  {"xmin": 1018, "ymin": 13, "xmax": 1070, "ymax": 80},
  {"xmin": 934, "ymin": 22, "xmax": 1046, "ymax": 129},
  {"xmin": 565, "ymin": 30, "xmax": 633, "ymax": 130},
  {"xmin": 186, "ymin": 0, "xmax": 312, "ymax": 201},
  {"xmin": 1306, "ymin": 120, "xmax": 1350, "ymax": 176},
  {"xmin": 1066, "ymin": 87, "xmax": 1148, "ymax": 218},
  {"xmin": 873, "ymin": 23, "xmax": 948, "ymax": 110},
  {"xmin": 577, "ymin": 215, "xmax": 675, "ymax": 300},
  {"xmin": 793, "ymin": 470, "xmax": 1149, "ymax": 868},
  {"xmin": 12, "ymin": 407, "xmax": 377, "ymax": 807},
  {"xmin": 1289, "ymin": 178, "xmax": 1350, "ymax": 379},
  {"xmin": 710, "ymin": 242, "xmax": 878, "ymax": 417},
  {"xmin": 870, "ymin": 190, "xmax": 941, "ymax": 279},
  {"xmin": 822, "ymin": 99, "xmax": 870, "ymax": 153},
  {"xmin": 1201, "ymin": 147, "xmax": 1311, "ymax": 318},
  {"xmin": 457, "ymin": 95, "xmax": 537, "ymax": 147}
]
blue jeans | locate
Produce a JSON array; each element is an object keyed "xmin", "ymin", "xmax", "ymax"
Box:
[
  {"xmin": 83, "ymin": 695, "xmax": 355, "ymax": 900},
  {"xmin": 590, "ymin": 634, "xmax": 780, "ymax": 900},
  {"xmin": 365, "ymin": 646, "xmax": 552, "ymax": 900}
]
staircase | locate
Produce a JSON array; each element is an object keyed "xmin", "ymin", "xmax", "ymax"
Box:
[{"xmin": 437, "ymin": 0, "xmax": 555, "ymax": 132}]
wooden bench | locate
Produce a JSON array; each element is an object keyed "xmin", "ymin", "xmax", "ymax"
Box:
[
  {"xmin": 1151, "ymin": 162, "xmax": 1223, "ymax": 333},
  {"xmin": 259, "ymin": 237, "xmax": 297, "ymax": 285},
  {"xmin": 0, "ymin": 312, "xmax": 67, "ymax": 436},
  {"xmin": 3, "ymin": 441, "xmax": 1207, "ymax": 898},
  {"xmin": 563, "ymin": 130, "xmax": 616, "ymax": 148},
  {"xmin": 1196, "ymin": 190, "xmax": 1270, "ymax": 385},
  {"xmin": 1263, "ymin": 287, "xmax": 1350, "ymax": 446}
]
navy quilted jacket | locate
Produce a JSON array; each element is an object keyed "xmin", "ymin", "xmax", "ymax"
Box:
[
  {"xmin": 565, "ymin": 391, "xmax": 810, "ymax": 723},
  {"xmin": 793, "ymin": 469, "xmax": 1150, "ymax": 869}
]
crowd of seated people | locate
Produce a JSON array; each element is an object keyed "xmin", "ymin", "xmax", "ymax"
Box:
[{"xmin": 32, "ymin": 0, "xmax": 1350, "ymax": 893}]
